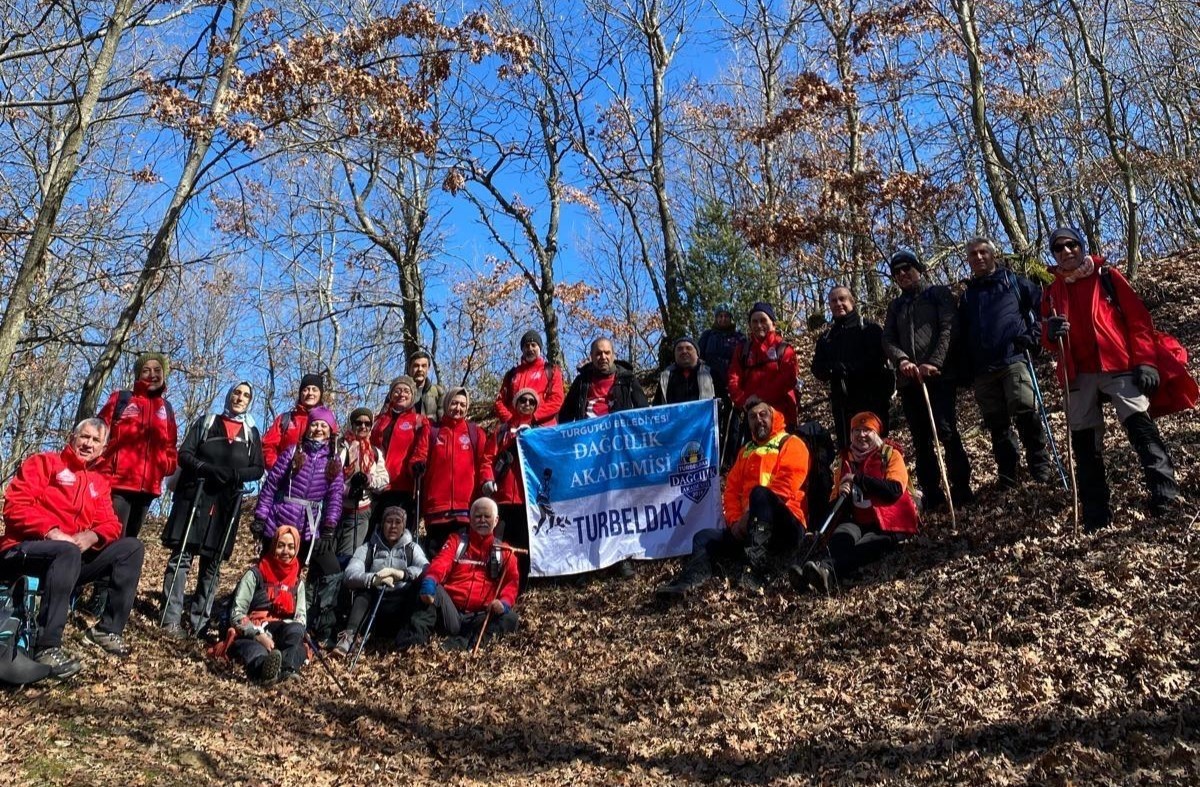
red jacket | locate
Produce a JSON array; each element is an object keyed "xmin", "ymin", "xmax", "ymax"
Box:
[
  {"xmin": 423, "ymin": 418, "xmax": 491, "ymax": 521},
  {"xmin": 261, "ymin": 405, "xmax": 311, "ymax": 471},
  {"xmin": 727, "ymin": 332, "xmax": 799, "ymax": 427},
  {"xmin": 723, "ymin": 410, "xmax": 809, "ymax": 527},
  {"xmin": 1, "ymin": 445, "xmax": 123, "ymax": 552},
  {"xmin": 1041, "ymin": 262, "xmax": 1156, "ymax": 385},
  {"xmin": 424, "ymin": 530, "xmax": 518, "ymax": 613},
  {"xmin": 483, "ymin": 416, "xmax": 535, "ymax": 505},
  {"xmin": 372, "ymin": 408, "xmax": 430, "ymax": 493},
  {"xmin": 833, "ymin": 442, "xmax": 919, "ymax": 536},
  {"xmin": 97, "ymin": 381, "xmax": 178, "ymax": 496},
  {"xmin": 494, "ymin": 358, "xmax": 563, "ymax": 425}
]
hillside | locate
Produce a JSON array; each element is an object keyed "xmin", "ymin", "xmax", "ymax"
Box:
[{"xmin": 2, "ymin": 255, "xmax": 1198, "ymax": 786}]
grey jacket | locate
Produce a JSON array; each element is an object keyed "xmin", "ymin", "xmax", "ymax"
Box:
[
  {"xmin": 344, "ymin": 531, "xmax": 429, "ymax": 590},
  {"xmin": 882, "ymin": 282, "xmax": 958, "ymax": 387}
]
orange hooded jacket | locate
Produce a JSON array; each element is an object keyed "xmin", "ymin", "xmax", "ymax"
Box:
[{"xmin": 723, "ymin": 409, "xmax": 809, "ymax": 527}]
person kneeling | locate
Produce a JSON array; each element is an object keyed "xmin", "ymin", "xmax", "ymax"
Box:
[
  {"xmin": 793, "ymin": 412, "xmax": 918, "ymax": 594},
  {"xmin": 656, "ymin": 397, "xmax": 810, "ymax": 599},
  {"xmin": 395, "ymin": 498, "xmax": 518, "ymax": 651},
  {"xmin": 227, "ymin": 526, "xmax": 308, "ymax": 683},
  {"xmin": 334, "ymin": 506, "xmax": 428, "ymax": 656}
]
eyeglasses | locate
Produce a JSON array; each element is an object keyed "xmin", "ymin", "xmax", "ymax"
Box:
[
  {"xmin": 1051, "ymin": 241, "xmax": 1080, "ymax": 254},
  {"xmin": 516, "ymin": 397, "xmax": 537, "ymax": 406},
  {"xmin": 353, "ymin": 419, "xmax": 372, "ymax": 427}
]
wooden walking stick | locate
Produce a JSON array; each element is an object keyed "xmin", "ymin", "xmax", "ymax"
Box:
[
  {"xmin": 919, "ymin": 377, "xmax": 956, "ymax": 528},
  {"xmin": 1048, "ymin": 298, "xmax": 1081, "ymax": 535},
  {"xmin": 471, "ymin": 545, "xmax": 528, "ymax": 655}
]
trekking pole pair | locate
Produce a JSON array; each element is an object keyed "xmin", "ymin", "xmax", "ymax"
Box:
[
  {"xmin": 1043, "ymin": 306, "xmax": 1081, "ymax": 535},
  {"xmin": 349, "ymin": 587, "xmax": 387, "ymax": 673},
  {"xmin": 160, "ymin": 480, "xmax": 206, "ymax": 628},
  {"xmin": 796, "ymin": 493, "xmax": 849, "ymax": 567},
  {"xmin": 1024, "ymin": 350, "xmax": 1070, "ymax": 491}
]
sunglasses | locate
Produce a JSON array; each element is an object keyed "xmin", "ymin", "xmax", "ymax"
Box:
[
  {"xmin": 1051, "ymin": 240, "xmax": 1080, "ymax": 253},
  {"xmin": 892, "ymin": 263, "xmax": 915, "ymax": 274},
  {"xmin": 516, "ymin": 397, "xmax": 537, "ymax": 406},
  {"xmin": 353, "ymin": 419, "xmax": 372, "ymax": 427}
]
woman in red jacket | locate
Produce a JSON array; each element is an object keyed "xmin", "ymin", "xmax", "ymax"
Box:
[
  {"xmin": 794, "ymin": 412, "xmax": 918, "ymax": 594},
  {"xmin": 482, "ymin": 386, "xmax": 539, "ymax": 591},
  {"xmin": 422, "ymin": 388, "xmax": 491, "ymax": 554},
  {"xmin": 97, "ymin": 352, "xmax": 179, "ymax": 539},
  {"xmin": 261, "ymin": 373, "xmax": 326, "ymax": 470},
  {"xmin": 727, "ymin": 302, "xmax": 799, "ymax": 428},
  {"xmin": 370, "ymin": 375, "xmax": 431, "ymax": 533}
]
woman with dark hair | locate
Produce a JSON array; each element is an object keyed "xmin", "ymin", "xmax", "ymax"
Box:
[
  {"xmin": 160, "ymin": 382, "xmax": 265, "ymax": 638},
  {"xmin": 261, "ymin": 373, "xmax": 327, "ymax": 470}
]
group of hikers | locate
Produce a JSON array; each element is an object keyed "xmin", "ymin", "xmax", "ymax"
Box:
[{"xmin": 0, "ymin": 228, "xmax": 1192, "ymax": 686}]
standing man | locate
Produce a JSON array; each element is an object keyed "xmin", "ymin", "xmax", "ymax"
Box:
[
  {"xmin": 559, "ymin": 338, "xmax": 648, "ymax": 423},
  {"xmin": 1042, "ymin": 227, "xmax": 1183, "ymax": 530},
  {"xmin": 493, "ymin": 329, "xmax": 564, "ymax": 426},
  {"xmin": 653, "ymin": 337, "xmax": 720, "ymax": 406},
  {"xmin": 882, "ymin": 251, "xmax": 974, "ymax": 511},
  {"xmin": 958, "ymin": 238, "xmax": 1052, "ymax": 487},
  {"xmin": 407, "ymin": 350, "xmax": 444, "ymax": 422},
  {"xmin": 0, "ymin": 419, "xmax": 146, "ymax": 678},
  {"xmin": 811, "ymin": 286, "xmax": 894, "ymax": 448},
  {"xmin": 697, "ymin": 303, "xmax": 745, "ymax": 397}
]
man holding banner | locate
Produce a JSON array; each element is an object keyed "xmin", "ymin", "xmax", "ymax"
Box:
[{"xmin": 655, "ymin": 398, "xmax": 810, "ymax": 599}]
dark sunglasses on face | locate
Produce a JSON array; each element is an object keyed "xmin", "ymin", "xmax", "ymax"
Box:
[
  {"xmin": 353, "ymin": 419, "xmax": 372, "ymax": 427},
  {"xmin": 1052, "ymin": 241, "xmax": 1080, "ymax": 253},
  {"xmin": 892, "ymin": 264, "xmax": 915, "ymax": 274},
  {"xmin": 516, "ymin": 397, "xmax": 537, "ymax": 406}
]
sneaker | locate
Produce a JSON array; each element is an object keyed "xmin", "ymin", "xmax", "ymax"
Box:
[
  {"xmin": 332, "ymin": 630, "xmax": 355, "ymax": 657},
  {"xmin": 84, "ymin": 627, "xmax": 130, "ymax": 658},
  {"xmin": 257, "ymin": 649, "xmax": 283, "ymax": 683},
  {"xmin": 803, "ymin": 561, "xmax": 835, "ymax": 595},
  {"xmin": 34, "ymin": 647, "xmax": 83, "ymax": 680},
  {"xmin": 161, "ymin": 623, "xmax": 188, "ymax": 641}
]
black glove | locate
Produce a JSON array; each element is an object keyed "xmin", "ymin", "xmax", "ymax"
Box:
[
  {"xmin": 411, "ymin": 462, "xmax": 427, "ymax": 479},
  {"xmin": 1047, "ymin": 315, "xmax": 1070, "ymax": 341},
  {"xmin": 250, "ymin": 518, "xmax": 267, "ymax": 540},
  {"xmin": 1134, "ymin": 365, "xmax": 1160, "ymax": 396},
  {"xmin": 314, "ymin": 533, "xmax": 336, "ymax": 556},
  {"xmin": 348, "ymin": 471, "xmax": 368, "ymax": 500},
  {"xmin": 210, "ymin": 465, "xmax": 236, "ymax": 486},
  {"xmin": 1012, "ymin": 334, "xmax": 1036, "ymax": 352}
]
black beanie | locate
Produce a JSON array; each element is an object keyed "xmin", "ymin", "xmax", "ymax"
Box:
[
  {"xmin": 520, "ymin": 330, "xmax": 542, "ymax": 349},
  {"xmin": 888, "ymin": 250, "xmax": 926, "ymax": 273},
  {"xmin": 748, "ymin": 301, "xmax": 777, "ymax": 323},
  {"xmin": 299, "ymin": 373, "xmax": 324, "ymax": 395}
]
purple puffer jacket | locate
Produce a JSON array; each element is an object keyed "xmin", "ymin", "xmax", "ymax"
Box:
[{"xmin": 255, "ymin": 439, "xmax": 345, "ymax": 541}]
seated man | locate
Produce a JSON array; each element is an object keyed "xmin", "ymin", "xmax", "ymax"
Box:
[
  {"xmin": 396, "ymin": 497, "xmax": 519, "ymax": 650},
  {"xmin": 334, "ymin": 506, "xmax": 428, "ymax": 655},
  {"xmin": 0, "ymin": 419, "xmax": 146, "ymax": 678},
  {"xmin": 793, "ymin": 412, "xmax": 919, "ymax": 594},
  {"xmin": 656, "ymin": 397, "xmax": 809, "ymax": 598}
]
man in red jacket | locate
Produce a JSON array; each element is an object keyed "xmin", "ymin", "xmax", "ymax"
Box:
[
  {"xmin": 493, "ymin": 329, "xmax": 564, "ymax": 426},
  {"xmin": 1042, "ymin": 227, "xmax": 1182, "ymax": 531},
  {"xmin": 0, "ymin": 419, "xmax": 146, "ymax": 678},
  {"xmin": 396, "ymin": 497, "xmax": 519, "ymax": 651}
]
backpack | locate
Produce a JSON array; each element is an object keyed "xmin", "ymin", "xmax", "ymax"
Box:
[
  {"xmin": 794, "ymin": 421, "xmax": 835, "ymax": 528},
  {"xmin": 0, "ymin": 577, "xmax": 50, "ymax": 685}
]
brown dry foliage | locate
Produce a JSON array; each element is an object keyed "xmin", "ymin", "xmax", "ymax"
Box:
[{"xmin": 2, "ymin": 258, "xmax": 1198, "ymax": 785}]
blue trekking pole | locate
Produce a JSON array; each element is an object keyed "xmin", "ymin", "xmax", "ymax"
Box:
[{"xmin": 1024, "ymin": 351, "xmax": 1069, "ymax": 491}]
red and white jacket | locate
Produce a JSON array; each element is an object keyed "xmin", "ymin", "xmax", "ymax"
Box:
[
  {"xmin": 371, "ymin": 408, "xmax": 430, "ymax": 494},
  {"xmin": 422, "ymin": 529, "xmax": 518, "ymax": 614},
  {"xmin": 97, "ymin": 380, "xmax": 178, "ymax": 496},
  {"xmin": 423, "ymin": 417, "xmax": 492, "ymax": 522},
  {"xmin": 1, "ymin": 445, "xmax": 123, "ymax": 552},
  {"xmin": 494, "ymin": 357, "xmax": 564, "ymax": 425}
]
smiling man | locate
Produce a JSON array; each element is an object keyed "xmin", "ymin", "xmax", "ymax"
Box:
[{"xmin": 0, "ymin": 419, "xmax": 146, "ymax": 678}]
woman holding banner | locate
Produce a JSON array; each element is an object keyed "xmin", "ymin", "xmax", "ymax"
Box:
[{"xmin": 483, "ymin": 387, "xmax": 541, "ymax": 592}]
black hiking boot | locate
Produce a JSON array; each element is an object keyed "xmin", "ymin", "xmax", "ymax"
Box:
[
  {"xmin": 803, "ymin": 560, "xmax": 835, "ymax": 595},
  {"xmin": 736, "ymin": 566, "xmax": 764, "ymax": 595}
]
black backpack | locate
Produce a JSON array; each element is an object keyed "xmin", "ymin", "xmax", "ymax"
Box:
[{"xmin": 793, "ymin": 420, "xmax": 836, "ymax": 528}]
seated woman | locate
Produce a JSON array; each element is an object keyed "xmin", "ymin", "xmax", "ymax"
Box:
[
  {"xmin": 334, "ymin": 506, "xmax": 428, "ymax": 656},
  {"xmin": 227, "ymin": 526, "xmax": 307, "ymax": 683},
  {"xmin": 793, "ymin": 411, "xmax": 918, "ymax": 593}
]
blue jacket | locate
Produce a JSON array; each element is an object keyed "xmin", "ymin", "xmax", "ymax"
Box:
[{"xmin": 958, "ymin": 268, "xmax": 1041, "ymax": 376}]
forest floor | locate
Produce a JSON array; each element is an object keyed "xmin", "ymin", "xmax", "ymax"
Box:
[{"xmin": 3, "ymin": 254, "xmax": 1199, "ymax": 786}]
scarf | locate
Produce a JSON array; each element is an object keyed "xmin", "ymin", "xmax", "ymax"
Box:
[
  {"xmin": 257, "ymin": 526, "xmax": 301, "ymax": 617},
  {"xmin": 1059, "ymin": 255, "xmax": 1096, "ymax": 284}
]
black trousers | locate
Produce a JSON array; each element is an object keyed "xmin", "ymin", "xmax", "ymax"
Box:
[
  {"xmin": 899, "ymin": 380, "xmax": 972, "ymax": 505},
  {"xmin": 496, "ymin": 503, "xmax": 530, "ymax": 593},
  {"xmin": 112, "ymin": 491, "xmax": 156, "ymax": 539},
  {"xmin": 826, "ymin": 522, "xmax": 899, "ymax": 576},
  {"xmin": 678, "ymin": 487, "xmax": 803, "ymax": 581},
  {"xmin": 0, "ymin": 537, "xmax": 145, "ymax": 648},
  {"xmin": 230, "ymin": 620, "xmax": 306, "ymax": 678}
]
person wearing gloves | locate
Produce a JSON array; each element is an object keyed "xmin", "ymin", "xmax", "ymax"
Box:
[
  {"xmin": 482, "ymin": 386, "xmax": 541, "ymax": 592},
  {"xmin": 224, "ymin": 526, "xmax": 308, "ymax": 683},
  {"xmin": 493, "ymin": 329, "xmax": 564, "ymax": 425},
  {"xmin": 371, "ymin": 375, "xmax": 431, "ymax": 534},
  {"xmin": 811, "ymin": 288, "xmax": 893, "ymax": 448},
  {"xmin": 333, "ymin": 506, "xmax": 428, "ymax": 656},
  {"xmin": 395, "ymin": 497, "xmax": 519, "ymax": 651},
  {"xmin": 1041, "ymin": 227, "xmax": 1185, "ymax": 530},
  {"xmin": 335, "ymin": 407, "xmax": 390, "ymax": 559},
  {"xmin": 160, "ymin": 381, "xmax": 265, "ymax": 638},
  {"xmin": 253, "ymin": 406, "xmax": 344, "ymax": 645},
  {"xmin": 261, "ymin": 373, "xmax": 327, "ymax": 470},
  {"xmin": 793, "ymin": 412, "xmax": 919, "ymax": 594},
  {"xmin": 422, "ymin": 387, "xmax": 491, "ymax": 555}
]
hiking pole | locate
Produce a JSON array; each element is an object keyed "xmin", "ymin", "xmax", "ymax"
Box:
[
  {"xmin": 303, "ymin": 631, "xmax": 350, "ymax": 698},
  {"xmin": 1054, "ymin": 332, "xmax": 1080, "ymax": 536},
  {"xmin": 1024, "ymin": 351, "xmax": 1070, "ymax": 491},
  {"xmin": 348, "ymin": 587, "xmax": 386, "ymax": 673},
  {"xmin": 472, "ymin": 550, "xmax": 511, "ymax": 656},
  {"xmin": 161, "ymin": 480, "xmax": 205, "ymax": 627},
  {"xmin": 720, "ymin": 404, "xmax": 736, "ymax": 466},
  {"xmin": 919, "ymin": 378, "xmax": 957, "ymax": 528},
  {"xmin": 797, "ymin": 493, "xmax": 849, "ymax": 567}
]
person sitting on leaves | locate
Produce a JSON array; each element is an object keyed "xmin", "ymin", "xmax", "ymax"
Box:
[
  {"xmin": 655, "ymin": 397, "xmax": 809, "ymax": 600},
  {"xmin": 334, "ymin": 506, "xmax": 428, "ymax": 656},
  {"xmin": 395, "ymin": 497, "xmax": 519, "ymax": 651},
  {"xmin": 222, "ymin": 526, "xmax": 308, "ymax": 684},
  {"xmin": 792, "ymin": 412, "xmax": 919, "ymax": 594},
  {"xmin": 253, "ymin": 406, "xmax": 344, "ymax": 646}
]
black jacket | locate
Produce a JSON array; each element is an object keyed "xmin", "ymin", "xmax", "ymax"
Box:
[
  {"xmin": 958, "ymin": 268, "xmax": 1041, "ymax": 377},
  {"xmin": 559, "ymin": 361, "xmax": 648, "ymax": 423},
  {"xmin": 883, "ymin": 282, "xmax": 958, "ymax": 388}
]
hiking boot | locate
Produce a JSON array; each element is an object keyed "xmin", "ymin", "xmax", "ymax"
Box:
[
  {"xmin": 654, "ymin": 573, "xmax": 702, "ymax": 601},
  {"xmin": 84, "ymin": 627, "xmax": 130, "ymax": 658},
  {"xmin": 1149, "ymin": 495, "xmax": 1187, "ymax": 520},
  {"xmin": 332, "ymin": 630, "xmax": 355, "ymax": 657},
  {"xmin": 35, "ymin": 647, "xmax": 82, "ymax": 680},
  {"xmin": 786, "ymin": 563, "xmax": 809, "ymax": 592},
  {"xmin": 736, "ymin": 567, "xmax": 764, "ymax": 595},
  {"xmin": 1031, "ymin": 465, "xmax": 1057, "ymax": 485},
  {"xmin": 803, "ymin": 561, "xmax": 835, "ymax": 595},
  {"xmin": 257, "ymin": 649, "xmax": 283, "ymax": 683},
  {"xmin": 441, "ymin": 636, "xmax": 471, "ymax": 652},
  {"xmin": 161, "ymin": 623, "xmax": 188, "ymax": 641},
  {"xmin": 393, "ymin": 630, "xmax": 427, "ymax": 651}
]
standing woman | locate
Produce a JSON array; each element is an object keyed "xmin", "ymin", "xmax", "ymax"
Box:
[
  {"xmin": 97, "ymin": 352, "xmax": 180, "ymax": 539},
  {"xmin": 482, "ymin": 387, "xmax": 541, "ymax": 592},
  {"xmin": 261, "ymin": 373, "xmax": 326, "ymax": 471},
  {"xmin": 336, "ymin": 407, "xmax": 390, "ymax": 559},
  {"xmin": 254, "ymin": 406, "xmax": 344, "ymax": 643},
  {"xmin": 160, "ymin": 382, "xmax": 265, "ymax": 638}
]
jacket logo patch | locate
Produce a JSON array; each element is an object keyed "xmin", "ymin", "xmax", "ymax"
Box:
[
  {"xmin": 530, "ymin": 371, "xmax": 543, "ymax": 381},
  {"xmin": 767, "ymin": 347, "xmax": 779, "ymax": 361},
  {"xmin": 121, "ymin": 403, "xmax": 141, "ymax": 419},
  {"xmin": 88, "ymin": 482, "xmax": 101, "ymax": 499},
  {"xmin": 56, "ymin": 469, "xmax": 77, "ymax": 486},
  {"xmin": 157, "ymin": 405, "xmax": 169, "ymax": 420},
  {"xmin": 399, "ymin": 422, "xmax": 413, "ymax": 431},
  {"xmin": 458, "ymin": 435, "xmax": 471, "ymax": 448}
]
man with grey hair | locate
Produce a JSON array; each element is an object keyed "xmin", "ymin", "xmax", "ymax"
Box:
[
  {"xmin": 958, "ymin": 237, "xmax": 1052, "ymax": 487},
  {"xmin": 0, "ymin": 419, "xmax": 146, "ymax": 679}
]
